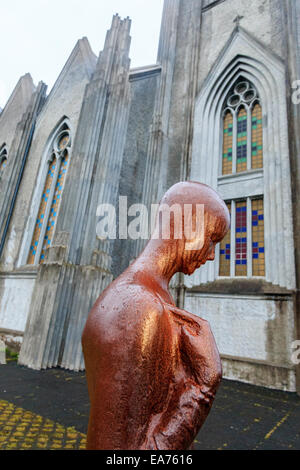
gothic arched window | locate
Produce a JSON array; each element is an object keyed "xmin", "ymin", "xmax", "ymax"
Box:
[
  {"xmin": 221, "ymin": 80, "xmax": 263, "ymax": 175},
  {"xmin": 27, "ymin": 124, "xmax": 71, "ymax": 265},
  {"xmin": 0, "ymin": 144, "xmax": 7, "ymax": 174},
  {"xmin": 219, "ymin": 79, "xmax": 265, "ymax": 278}
]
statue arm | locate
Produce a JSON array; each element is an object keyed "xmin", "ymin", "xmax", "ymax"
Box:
[
  {"xmin": 152, "ymin": 379, "xmax": 216, "ymax": 450},
  {"xmin": 142, "ymin": 306, "xmax": 222, "ymax": 450}
]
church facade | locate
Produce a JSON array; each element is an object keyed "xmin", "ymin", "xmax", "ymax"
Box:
[{"xmin": 0, "ymin": 0, "xmax": 299, "ymax": 394}]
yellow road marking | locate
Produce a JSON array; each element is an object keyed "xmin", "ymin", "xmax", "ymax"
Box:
[{"xmin": 264, "ymin": 411, "xmax": 290, "ymax": 440}]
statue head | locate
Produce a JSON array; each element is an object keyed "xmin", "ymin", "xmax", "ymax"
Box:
[{"xmin": 150, "ymin": 181, "xmax": 230, "ymax": 275}]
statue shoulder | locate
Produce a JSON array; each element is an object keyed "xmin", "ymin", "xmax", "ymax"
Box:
[
  {"xmin": 106, "ymin": 280, "xmax": 166, "ymax": 320},
  {"xmin": 162, "ymin": 303, "xmax": 210, "ymax": 333}
]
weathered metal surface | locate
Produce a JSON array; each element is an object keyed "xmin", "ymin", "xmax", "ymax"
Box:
[{"xmin": 82, "ymin": 181, "xmax": 230, "ymax": 450}]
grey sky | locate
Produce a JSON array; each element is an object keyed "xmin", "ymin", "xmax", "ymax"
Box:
[{"xmin": 0, "ymin": 0, "xmax": 164, "ymax": 108}]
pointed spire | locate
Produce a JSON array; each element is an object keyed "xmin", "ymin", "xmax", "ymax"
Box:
[
  {"xmin": 44, "ymin": 36, "xmax": 97, "ymax": 105},
  {"xmin": 95, "ymin": 14, "xmax": 131, "ymax": 83},
  {"xmin": 0, "ymin": 73, "xmax": 35, "ymax": 122}
]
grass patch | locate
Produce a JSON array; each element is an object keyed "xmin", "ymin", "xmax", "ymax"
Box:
[{"xmin": 5, "ymin": 348, "xmax": 18, "ymax": 362}]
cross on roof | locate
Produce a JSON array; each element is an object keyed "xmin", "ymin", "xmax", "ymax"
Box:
[{"xmin": 233, "ymin": 15, "xmax": 244, "ymax": 26}]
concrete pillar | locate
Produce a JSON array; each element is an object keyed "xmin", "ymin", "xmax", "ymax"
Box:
[
  {"xmin": 136, "ymin": 0, "xmax": 203, "ymax": 264},
  {"xmin": 19, "ymin": 15, "xmax": 132, "ymax": 370},
  {"xmin": 0, "ymin": 340, "xmax": 5, "ymax": 365},
  {"xmin": 285, "ymin": 0, "xmax": 300, "ymax": 395}
]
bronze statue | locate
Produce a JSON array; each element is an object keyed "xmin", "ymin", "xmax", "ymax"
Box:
[{"xmin": 82, "ymin": 181, "xmax": 230, "ymax": 450}]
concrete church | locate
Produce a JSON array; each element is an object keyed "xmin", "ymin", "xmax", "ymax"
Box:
[{"xmin": 0, "ymin": 0, "xmax": 299, "ymax": 395}]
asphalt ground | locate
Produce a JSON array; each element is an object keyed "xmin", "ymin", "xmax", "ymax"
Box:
[{"xmin": 0, "ymin": 360, "xmax": 299, "ymax": 450}]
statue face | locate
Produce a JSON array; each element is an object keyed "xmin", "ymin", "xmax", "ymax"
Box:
[
  {"xmin": 151, "ymin": 182, "xmax": 230, "ymax": 277},
  {"xmin": 182, "ymin": 236, "xmax": 216, "ymax": 275},
  {"xmin": 180, "ymin": 209, "xmax": 229, "ymax": 276}
]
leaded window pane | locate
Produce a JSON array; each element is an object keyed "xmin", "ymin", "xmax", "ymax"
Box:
[
  {"xmin": 235, "ymin": 200, "xmax": 247, "ymax": 276},
  {"xmin": 251, "ymin": 103, "xmax": 263, "ymax": 169},
  {"xmin": 222, "ymin": 112, "xmax": 233, "ymax": 175},
  {"xmin": 40, "ymin": 152, "xmax": 69, "ymax": 263},
  {"xmin": 252, "ymin": 198, "xmax": 265, "ymax": 276},
  {"xmin": 219, "ymin": 202, "xmax": 231, "ymax": 276},
  {"xmin": 27, "ymin": 125, "xmax": 71, "ymax": 265},
  {"xmin": 28, "ymin": 157, "xmax": 57, "ymax": 265}
]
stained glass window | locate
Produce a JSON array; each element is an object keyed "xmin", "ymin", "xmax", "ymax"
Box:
[
  {"xmin": 219, "ymin": 198, "xmax": 265, "ymax": 278},
  {"xmin": 236, "ymin": 108, "xmax": 247, "ymax": 173},
  {"xmin": 219, "ymin": 80, "xmax": 265, "ymax": 278},
  {"xmin": 221, "ymin": 80, "xmax": 263, "ymax": 175},
  {"xmin": 58, "ymin": 133, "xmax": 69, "ymax": 151},
  {"xmin": 222, "ymin": 112, "xmax": 233, "ymax": 175},
  {"xmin": 27, "ymin": 125, "xmax": 71, "ymax": 265},
  {"xmin": 28, "ymin": 157, "xmax": 57, "ymax": 264},
  {"xmin": 0, "ymin": 158, "xmax": 6, "ymax": 171},
  {"xmin": 235, "ymin": 200, "xmax": 247, "ymax": 276},
  {"xmin": 40, "ymin": 152, "xmax": 69, "ymax": 263},
  {"xmin": 0, "ymin": 146, "xmax": 7, "ymax": 173},
  {"xmin": 252, "ymin": 198, "xmax": 265, "ymax": 276},
  {"xmin": 251, "ymin": 103, "xmax": 263, "ymax": 169},
  {"xmin": 219, "ymin": 202, "xmax": 231, "ymax": 276}
]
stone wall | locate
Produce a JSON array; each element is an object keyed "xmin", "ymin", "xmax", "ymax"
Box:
[
  {"xmin": 0, "ymin": 38, "xmax": 96, "ymax": 353},
  {"xmin": 112, "ymin": 66, "xmax": 161, "ymax": 277},
  {"xmin": 183, "ymin": 0, "xmax": 298, "ymax": 391},
  {"xmin": 198, "ymin": 0, "xmax": 285, "ymax": 92},
  {"xmin": 11, "ymin": 38, "xmax": 96, "ymax": 271},
  {"xmin": 0, "ymin": 74, "xmax": 35, "ymax": 153},
  {"xmin": 185, "ymin": 293, "xmax": 296, "ymax": 391}
]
